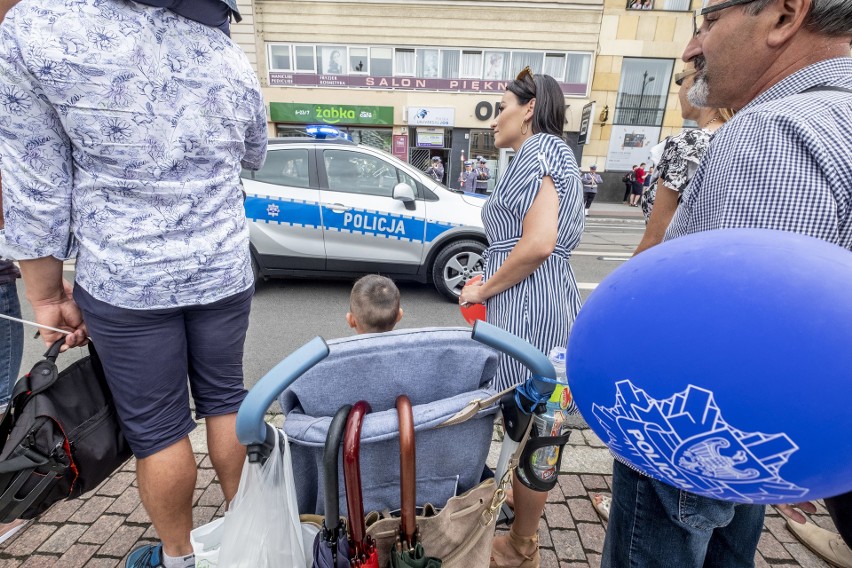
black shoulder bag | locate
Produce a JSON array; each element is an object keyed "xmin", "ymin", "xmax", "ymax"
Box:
[{"xmin": 0, "ymin": 340, "xmax": 132, "ymax": 522}]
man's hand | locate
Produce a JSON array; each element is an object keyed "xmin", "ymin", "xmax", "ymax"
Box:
[
  {"xmin": 19, "ymin": 259, "xmax": 88, "ymax": 351},
  {"xmin": 777, "ymin": 502, "xmax": 818, "ymax": 524}
]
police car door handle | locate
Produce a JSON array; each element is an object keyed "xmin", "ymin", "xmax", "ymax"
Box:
[{"xmin": 325, "ymin": 203, "xmax": 350, "ymax": 213}]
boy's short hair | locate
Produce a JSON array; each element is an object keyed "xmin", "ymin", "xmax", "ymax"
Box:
[{"xmin": 350, "ymin": 275, "xmax": 401, "ymax": 333}]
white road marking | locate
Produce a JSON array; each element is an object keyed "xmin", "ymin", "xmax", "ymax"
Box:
[{"xmin": 577, "ymin": 282, "xmax": 599, "ymax": 290}]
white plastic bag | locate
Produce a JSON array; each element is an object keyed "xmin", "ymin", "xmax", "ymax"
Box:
[
  {"xmin": 190, "ymin": 517, "xmax": 224, "ymax": 567},
  {"xmin": 219, "ymin": 428, "xmax": 306, "ymax": 567}
]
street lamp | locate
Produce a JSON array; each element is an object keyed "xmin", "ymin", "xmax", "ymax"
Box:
[{"xmin": 636, "ymin": 71, "xmax": 655, "ymax": 124}]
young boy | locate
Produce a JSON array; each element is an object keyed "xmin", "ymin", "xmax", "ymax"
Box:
[{"xmin": 346, "ymin": 275, "xmax": 403, "ymax": 334}]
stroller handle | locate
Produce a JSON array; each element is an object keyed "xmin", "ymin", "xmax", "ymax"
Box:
[
  {"xmin": 471, "ymin": 321, "xmax": 556, "ymax": 393},
  {"xmin": 236, "ymin": 336, "xmax": 330, "ymax": 447}
]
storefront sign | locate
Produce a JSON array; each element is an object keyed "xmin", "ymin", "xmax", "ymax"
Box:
[
  {"xmin": 268, "ymin": 73, "xmax": 588, "ymax": 96},
  {"xmin": 416, "ymin": 128, "xmax": 444, "ymax": 148},
  {"xmin": 578, "ymin": 102, "xmax": 596, "ymax": 146},
  {"xmin": 475, "ymin": 101, "xmax": 502, "ymax": 121},
  {"xmin": 407, "ymin": 107, "xmax": 455, "ymax": 127},
  {"xmin": 269, "ymin": 102, "xmax": 394, "ymax": 126},
  {"xmin": 606, "ymin": 125, "xmax": 661, "ymax": 171},
  {"xmin": 393, "ymin": 135, "xmax": 409, "ymax": 162}
]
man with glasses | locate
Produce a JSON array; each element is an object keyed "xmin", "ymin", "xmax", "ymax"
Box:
[{"xmin": 603, "ymin": 1, "xmax": 852, "ymax": 567}]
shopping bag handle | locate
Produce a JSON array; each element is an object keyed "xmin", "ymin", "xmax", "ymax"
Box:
[
  {"xmin": 396, "ymin": 395, "xmax": 416, "ymax": 548},
  {"xmin": 343, "ymin": 400, "xmax": 371, "ymax": 557},
  {"xmin": 324, "ymin": 404, "xmax": 352, "ymax": 533},
  {"xmin": 236, "ymin": 336, "xmax": 330, "ymax": 448},
  {"xmin": 471, "ymin": 321, "xmax": 556, "ymax": 394}
]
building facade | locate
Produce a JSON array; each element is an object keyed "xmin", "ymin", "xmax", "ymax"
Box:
[{"xmin": 231, "ymin": 0, "xmax": 698, "ymax": 200}]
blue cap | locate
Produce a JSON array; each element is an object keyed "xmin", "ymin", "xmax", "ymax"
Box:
[
  {"xmin": 464, "ymin": 160, "xmax": 473, "ymax": 166},
  {"xmin": 432, "ymin": 156, "xmax": 442, "ymax": 162}
]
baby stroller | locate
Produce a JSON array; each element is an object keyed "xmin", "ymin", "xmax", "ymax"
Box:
[{"xmin": 236, "ymin": 322, "xmax": 563, "ymax": 567}]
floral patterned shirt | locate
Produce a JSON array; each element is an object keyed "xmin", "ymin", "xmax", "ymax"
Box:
[
  {"xmin": 641, "ymin": 128, "xmax": 712, "ymax": 222},
  {"xmin": 0, "ymin": 0, "xmax": 267, "ymax": 309}
]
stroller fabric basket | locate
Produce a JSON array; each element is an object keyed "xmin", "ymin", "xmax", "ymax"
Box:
[{"xmin": 279, "ymin": 327, "xmax": 500, "ymax": 516}]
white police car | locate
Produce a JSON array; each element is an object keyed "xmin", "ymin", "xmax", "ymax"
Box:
[{"xmin": 242, "ymin": 138, "xmax": 487, "ymax": 300}]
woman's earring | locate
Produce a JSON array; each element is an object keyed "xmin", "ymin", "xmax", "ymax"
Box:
[{"xmin": 521, "ymin": 121, "xmax": 528, "ymax": 136}]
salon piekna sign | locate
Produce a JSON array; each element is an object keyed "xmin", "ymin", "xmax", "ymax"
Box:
[{"xmin": 269, "ymin": 103, "xmax": 394, "ymax": 126}]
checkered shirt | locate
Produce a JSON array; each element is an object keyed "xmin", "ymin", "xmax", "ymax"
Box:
[{"xmin": 665, "ymin": 57, "xmax": 852, "ymax": 251}]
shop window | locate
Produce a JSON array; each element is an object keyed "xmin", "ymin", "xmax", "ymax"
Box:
[
  {"xmin": 441, "ymin": 49, "xmax": 460, "ymax": 79},
  {"xmin": 484, "ymin": 51, "xmax": 510, "ymax": 80},
  {"xmin": 370, "ymin": 47, "xmax": 393, "ymax": 77},
  {"xmin": 614, "ymin": 58, "xmax": 674, "ymax": 126},
  {"xmin": 268, "ymin": 44, "xmax": 291, "ymax": 71},
  {"xmin": 317, "ymin": 46, "xmax": 346, "ymax": 75},
  {"xmin": 350, "ymin": 47, "xmax": 368, "ymax": 74},
  {"xmin": 460, "ymin": 51, "xmax": 483, "ymax": 79},
  {"xmin": 294, "ymin": 45, "xmax": 316, "ymax": 72},
  {"xmin": 544, "ymin": 54, "xmax": 566, "ymax": 81},
  {"xmin": 416, "ymin": 49, "xmax": 439, "ymax": 78},
  {"xmin": 254, "ymin": 149, "xmax": 311, "ymax": 189},
  {"xmin": 395, "ymin": 49, "xmax": 415, "ymax": 76},
  {"xmin": 510, "ymin": 52, "xmax": 544, "ymax": 76},
  {"xmin": 324, "ymin": 150, "xmax": 398, "ymax": 198}
]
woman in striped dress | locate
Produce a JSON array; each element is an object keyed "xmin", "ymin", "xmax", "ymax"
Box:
[{"xmin": 459, "ymin": 68, "xmax": 584, "ymax": 568}]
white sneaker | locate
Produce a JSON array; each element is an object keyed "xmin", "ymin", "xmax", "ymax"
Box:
[
  {"xmin": 787, "ymin": 518, "xmax": 852, "ymax": 568},
  {"xmin": 584, "ymin": 209, "xmax": 589, "ymax": 216}
]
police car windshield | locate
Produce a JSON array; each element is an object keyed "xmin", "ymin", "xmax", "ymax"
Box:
[{"xmin": 377, "ymin": 148, "xmax": 461, "ymax": 193}]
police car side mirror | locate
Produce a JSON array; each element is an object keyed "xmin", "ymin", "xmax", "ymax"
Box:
[{"xmin": 393, "ymin": 183, "xmax": 416, "ymax": 210}]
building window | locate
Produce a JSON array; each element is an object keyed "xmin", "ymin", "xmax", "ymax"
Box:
[
  {"xmin": 269, "ymin": 44, "xmax": 291, "ymax": 71},
  {"xmin": 565, "ymin": 53, "xmax": 592, "ymax": 85},
  {"xmin": 441, "ymin": 49, "xmax": 460, "ymax": 79},
  {"xmin": 318, "ymin": 46, "xmax": 346, "ymax": 75},
  {"xmin": 294, "ymin": 45, "xmax": 316, "ymax": 72},
  {"xmin": 395, "ymin": 48, "xmax": 415, "ymax": 76},
  {"xmin": 370, "ymin": 47, "xmax": 393, "ymax": 76},
  {"xmin": 510, "ymin": 52, "xmax": 544, "ymax": 76},
  {"xmin": 350, "ymin": 47, "xmax": 368, "ymax": 74},
  {"xmin": 614, "ymin": 58, "xmax": 674, "ymax": 126},
  {"xmin": 461, "ymin": 51, "xmax": 483, "ymax": 79},
  {"xmin": 417, "ymin": 48, "xmax": 439, "ymax": 78},
  {"xmin": 484, "ymin": 51, "xmax": 510, "ymax": 80},
  {"xmin": 626, "ymin": 0, "xmax": 691, "ymax": 11},
  {"xmin": 544, "ymin": 53, "xmax": 566, "ymax": 81}
]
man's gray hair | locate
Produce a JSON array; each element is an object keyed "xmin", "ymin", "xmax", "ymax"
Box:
[{"xmin": 745, "ymin": 0, "xmax": 852, "ymax": 37}]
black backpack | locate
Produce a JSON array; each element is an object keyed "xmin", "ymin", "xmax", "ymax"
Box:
[{"xmin": 0, "ymin": 340, "xmax": 132, "ymax": 522}]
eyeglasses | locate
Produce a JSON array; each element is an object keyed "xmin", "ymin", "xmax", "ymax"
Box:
[
  {"xmin": 692, "ymin": 0, "xmax": 760, "ymax": 37},
  {"xmin": 516, "ymin": 66, "xmax": 534, "ymax": 82},
  {"xmin": 674, "ymin": 69, "xmax": 697, "ymax": 86}
]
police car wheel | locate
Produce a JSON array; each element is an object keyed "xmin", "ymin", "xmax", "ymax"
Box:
[
  {"xmin": 431, "ymin": 240, "xmax": 486, "ymax": 301},
  {"xmin": 251, "ymin": 255, "xmax": 264, "ymax": 287}
]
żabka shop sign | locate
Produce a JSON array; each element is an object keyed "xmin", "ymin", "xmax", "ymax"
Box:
[
  {"xmin": 269, "ymin": 103, "xmax": 394, "ymax": 126},
  {"xmin": 268, "ymin": 73, "xmax": 588, "ymax": 96}
]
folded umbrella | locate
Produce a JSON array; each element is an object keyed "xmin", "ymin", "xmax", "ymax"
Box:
[
  {"xmin": 344, "ymin": 401, "xmax": 379, "ymax": 568},
  {"xmin": 313, "ymin": 405, "xmax": 353, "ymax": 568},
  {"xmin": 389, "ymin": 395, "xmax": 442, "ymax": 568}
]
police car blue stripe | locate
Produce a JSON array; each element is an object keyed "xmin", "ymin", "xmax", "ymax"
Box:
[{"xmin": 245, "ymin": 194, "xmax": 461, "ymax": 244}]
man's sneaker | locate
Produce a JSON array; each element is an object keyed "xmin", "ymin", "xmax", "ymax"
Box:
[
  {"xmin": 0, "ymin": 519, "xmax": 31, "ymax": 545},
  {"xmin": 126, "ymin": 544, "xmax": 164, "ymax": 568}
]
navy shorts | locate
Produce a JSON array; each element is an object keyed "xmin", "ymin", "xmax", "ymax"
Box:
[{"xmin": 74, "ymin": 285, "xmax": 253, "ymax": 458}]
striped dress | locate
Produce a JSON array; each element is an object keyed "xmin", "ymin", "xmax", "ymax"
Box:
[{"xmin": 482, "ymin": 134, "xmax": 585, "ymax": 392}]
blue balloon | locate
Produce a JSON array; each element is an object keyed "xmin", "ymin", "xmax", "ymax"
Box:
[{"xmin": 567, "ymin": 229, "xmax": 852, "ymax": 504}]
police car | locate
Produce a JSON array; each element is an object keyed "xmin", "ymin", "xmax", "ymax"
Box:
[{"xmin": 242, "ymin": 137, "xmax": 487, "ymax": 300}]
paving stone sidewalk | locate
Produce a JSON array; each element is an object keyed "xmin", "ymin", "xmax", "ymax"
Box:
[{"xmin": 0, "ymin": 417, "xmax": 836, "ymax": 567}]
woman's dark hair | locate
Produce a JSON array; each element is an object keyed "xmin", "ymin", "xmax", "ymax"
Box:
[{"xmin": 507, "ymin": 72, "xmax": 566, "ymax": 137}]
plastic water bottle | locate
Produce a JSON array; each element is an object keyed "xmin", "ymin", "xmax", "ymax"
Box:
[{"xmin": 526, "ymin": 347, "xmax": 577, "ymax": 485}]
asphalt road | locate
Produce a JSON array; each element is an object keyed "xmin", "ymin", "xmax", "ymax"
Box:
[{"xmin": 14, "ymin": 215, "xmax": 645, "ymax": 394}]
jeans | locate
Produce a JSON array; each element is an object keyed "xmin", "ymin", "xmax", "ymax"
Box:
[
  {"xmin": 584, "ymin": 191, "xmax": 596, "ymax": 209},
  {"xmin": 0, "ymin": 281, "xmax": 24, "ymax": 408},
  {"xmin": 602, "ymin": 460, "xmax": 765, "ymax": 568}
]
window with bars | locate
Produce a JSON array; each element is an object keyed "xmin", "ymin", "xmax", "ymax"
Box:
[{"xmin": 614, "ymin": 58, "xmax": 674, "ymax": 126}]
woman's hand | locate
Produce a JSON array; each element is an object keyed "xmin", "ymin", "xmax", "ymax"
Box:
[{"xmin": 458, "ymin": 279, "xmax": 487, "ymax": 307}]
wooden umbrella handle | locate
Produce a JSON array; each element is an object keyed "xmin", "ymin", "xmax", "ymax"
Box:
[
  {"xmin": 396, "ymin": 395, "xmax": 416, "ymax": 547},
  {"xmin": 343, "ymin": 400, "xmax": 372, "ymax": 554}
]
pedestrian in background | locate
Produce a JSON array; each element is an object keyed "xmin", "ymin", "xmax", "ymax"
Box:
[
  {"xmin": 581, "ymin": 165, "xmax": 603, "ymax": 216},
  {"xmin": 459, "ymin": 160, "xmax": 478, "ymax": 191},
  {"xmin": 629, "ymin": 162, "xmax": 645, "ymax": 206},
  {"xmin": 622, "ymin": 165, "xmax": 636, "ymax": 203},
  {"xmin": 459, "ymin": 67, "xmax": 584, "ymax": 568},
  {"xmin": 475, "ymin": 156, "xmax": 492, "ymax": 194},
  {"xmin": 426, "ymin": 156, "xmax": 444, "ymax": 183},
  {"xmin": 0, "ymin": 2, "xmax": 267, "ymax": 567},
  {"xmin": 603, "ymin": 1, "xmax": 852, "ymax": 566}
]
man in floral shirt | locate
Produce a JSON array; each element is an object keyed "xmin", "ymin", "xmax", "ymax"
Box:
[{"xmin": 0, "ymin": 1, "xmax": 267, "ymax": 566}]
